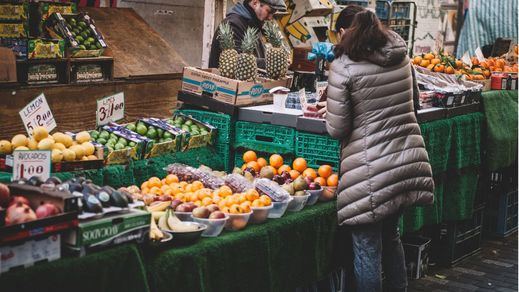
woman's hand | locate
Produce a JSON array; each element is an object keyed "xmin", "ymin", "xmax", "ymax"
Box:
[{"xmin": 317, "ymin": 101, "xmax": 327, "ymax": 118}]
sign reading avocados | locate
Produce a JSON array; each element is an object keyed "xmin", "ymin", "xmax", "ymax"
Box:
[{"xmin": 96, "ymin": 92, "xmax": 125, "ymax": 126}]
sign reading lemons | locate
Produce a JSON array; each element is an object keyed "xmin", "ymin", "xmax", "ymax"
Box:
[
  {"xmin": 12, "ymin": 150, "xmax": 51, "ymax": 181},
  {"xmin": 96, "ymin": 92, "xmax": 125, "ymax": 126},
  {"xmin": 250, "ymin": 85, "xmax": 264, "ymax": 98},
  {"xmin": 19, "ymin": 93, "xmax": 57, "ymax": 137}
]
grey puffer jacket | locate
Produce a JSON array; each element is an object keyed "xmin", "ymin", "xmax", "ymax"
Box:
[{"xmin": 326, "ymin": 31, "xmax": 434, "ymax": 226}]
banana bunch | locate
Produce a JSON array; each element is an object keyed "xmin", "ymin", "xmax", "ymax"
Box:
[
  {"xmin": 147, "ymin": 201, "xmax": 170, "ymax": 212},
  {"xmin": 149, "ymin": 214, "xmax": 164, "ymax": 241},
  {"xmin": 158, "ymin": 209, "xmax": 198, "ymax": 232}
]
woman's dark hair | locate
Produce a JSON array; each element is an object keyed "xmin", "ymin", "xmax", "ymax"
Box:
[
  {"xmin": 334, "ymin": 4, "xmax": 365, "ymax": 32},
  {"xmin": 334, "ymin": 10, "xmax": 389, "ymax": 61}
]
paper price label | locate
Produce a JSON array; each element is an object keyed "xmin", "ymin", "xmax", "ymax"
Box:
[
  {"xmin": 19, "ymin": 93, "xmax": 57, "ymax": 136},
  {"xmin": 96, "ymin": 92, "xmax": 125, "ymax": 126},
  {"xmin": 12, "ymin": 150, "xmax": 51, "ymax": 181},
  {"xmin": 315, "ymin": 81, "xmax": 328, "ymax": 101},
  {"xmin": 475, "ymin": 47, "xmax": 486, "ymax": 63},
  {"xmin": 298, "ymin": 88, "xmax": 307, "ymax": 110}
]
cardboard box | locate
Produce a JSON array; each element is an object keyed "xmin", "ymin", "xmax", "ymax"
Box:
[
  {"xmin": 1, "ymin": 234, "xmax": 61, "ymax": 273},
  {"xmin": 0, "ymin": 2, "xmax": 28, "ymax": 21},
  {"xmin": 285, "ymin": 16, "xmax": 330, "ymax": 47},
  {"xmin": 167, "ymin": 113, "xmax": 217, "ymax": 150},
  {"xmin": 0, "ymin": 22, "xmax": 27, "ymax": 38},
  {"xmin": 290, "ymin": 0, "xmax": 333, "ymax": 21},
  {"xmin": 91, "ymin": 124, "xmax": 151, "ymax": 165},
  {"xmin": 135, "ymin": 118, "xmax": 185, "ymax": 158},
  {"xmin": 181, "ymin": 67, "xmax": 292, "ymax": 107},
  {"xmin": 238, "ymin": 104, "xmax": 302, "ymax": 128},
  {"xmin": 64, "ymin": 209, "xmax": 150, "ymax": 255}
]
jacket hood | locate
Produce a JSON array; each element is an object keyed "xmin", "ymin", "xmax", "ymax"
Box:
[
  {"xmin": 227, "ymin": 3, "xmax": 252, "ymax": 20},
  {"xmin": 367, "ymin": 31, "xmax": 408, "ymax": 67}
]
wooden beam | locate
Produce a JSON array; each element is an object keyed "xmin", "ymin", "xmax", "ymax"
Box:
[{"xmin": 201, "ymin": 0, "xmax": 216, "ymax": 68}]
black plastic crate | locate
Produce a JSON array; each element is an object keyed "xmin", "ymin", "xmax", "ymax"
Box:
[
  {"xmin": 403, "ymin": 236, "xmax": 431, "ymax": 279},
  {"xmin": 484, "ymin": 190, "xmax": 518, "ymax": 237}
]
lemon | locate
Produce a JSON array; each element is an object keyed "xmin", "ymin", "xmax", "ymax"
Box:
[
  {"xmin": 87, "ymin": 155, "xmax": 99, "ymax": 160},
  {"xmin": 69, "ymin": 145, "xmax": 85, "ymax": 158},
  {"xmin": 81, "ymin": 142, "xmax": 95, "ymax": 156},
  {"xmin": 75, "ymin": 131, "xmax": 91, "ymax": 144},
  {"xmin": 27, "ymin": 138, "xmax": 38, "ymax": 150},
  {"xmin": 52, "ymin": 143, "xmax": 66, "ymax": 151},
  {"xmin": 37, "ymin": 138, "xmax": 54, "ymax": 150},
  {"xmin": 81, "ymin": 156, "xmax": 89, "ymax": 161},
  {"xmin": 11, "ymin": 134, "xmax": 28, "ymax": 148},
  {"xmin": 32, "ymin": 126, "xmax": 48, "ymax": 142},
  {"xmin": 15, "ymin": 146, "xmax": 29, "ymax": 151},
  {"xmin": 51, "ymin": 149, "xmax": 63, "ymax": 163},
  {"xmin": 62, "ymin": 149, "xmax": 76, "ymax": 161},
  {"xmin": 62, "ymin": 134, "xmax": 74, "ymax": 147},
  {"xmin": 52, "ymin": 132, "xmax": 67, "ymax": 144},
  {"xmin": 0, "ymin": 140, "xmax": 12, "ymax": 154}
]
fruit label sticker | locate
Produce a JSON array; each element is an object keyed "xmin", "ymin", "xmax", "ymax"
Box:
[
  {"xmin": 12, "ymin": 150, "xmax": 51, "ymax": 181},
  {"xmin": 96, "ymin": 92, "xmax": 125, "ymax": 126},
  {"xmin": 19, "ymin": 93, "xmax": 57, "ymax": 137}
]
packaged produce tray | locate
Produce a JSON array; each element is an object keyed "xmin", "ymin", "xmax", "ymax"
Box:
[
  {"xmin": 177, "ymin": 109, "xmax": 234, "ymax": 144},
  {"xmin": 234, "ymin": 121, "xmax": 295, "ymax": 154},
  {"xmin": 295, "ymin": 131, "xmax": 340, "ymax": 171},
  {"xmin": 0, "ymin": 183, "xmax": 79, "ymax": 245},
  {"xmin": 166, "ymin": 113, "xmax": 216, "ymax": 150}
]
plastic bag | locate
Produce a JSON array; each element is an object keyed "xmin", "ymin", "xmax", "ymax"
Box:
[
  {"xmin": 254, "ymin": 178, "xmax": 290, "ymax": 202},
  {"xmin": 224, "ymin": 173, "xmax": 254, "ymax": 193}
]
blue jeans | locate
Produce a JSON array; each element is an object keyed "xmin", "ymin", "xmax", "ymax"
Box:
[{"xmin": 350, "ymin": 213, "xmax": 407, "ymax": 292}]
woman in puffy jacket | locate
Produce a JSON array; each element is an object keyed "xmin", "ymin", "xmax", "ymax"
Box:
[{"xmin": 326, "ymin": 8, "xmax": 434, "ymax": 291}]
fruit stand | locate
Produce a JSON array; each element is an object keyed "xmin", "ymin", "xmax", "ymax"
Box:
[{"xmin": 0, "ymin": 3, "xmax": 517, "ymax": 291}]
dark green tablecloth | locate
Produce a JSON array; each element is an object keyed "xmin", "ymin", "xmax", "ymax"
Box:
[
  {"xmin": 481, "ymin": 90, "xmax": 518, "ymax": 170},
  {"xmin": 146, "ymin": 202, "xmax": 338, "ymax": 292},
  {"xmin": 0, "ymin": 244, "xmax": 150, "ymax": 292}
]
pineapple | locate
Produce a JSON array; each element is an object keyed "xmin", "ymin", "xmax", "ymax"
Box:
[
  {"xmin": 217, "ymin": 22, "xmax": 238, "ymax": 79},
  {"xmin": 263, "ymin": 21, "xmax": 289, "ymax": 80},
  {"xmin": 235, "ymin": 27, "xmax": 259, "ymax": 81}
]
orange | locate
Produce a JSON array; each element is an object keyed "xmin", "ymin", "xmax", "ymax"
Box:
[
  {"xmin": 455, "ymin": 60, "xmax": 463, "ymax": 69},
  {"xmin": 185, "ymin": 184, "xmax": 194, "ymax": 193},
  {"xmin": 148, "ymin": 177, "xmax": 161, "ymax": 188},
  {"xmin": 252, "ymin": 199, "xmax": 263, "ymax": 207},
  {"xmin": 161, "ymin": 178, "xmax": 167, "ymax": 186},
  {"xmin": 479, "ymin": 61, "xmax": 488, "ymax": 69},
  {"xmin": 246, "ymin": 161, "xmax": 260, "ymax": 172},
  {"xmin": 269, "ymin": 154, "xmax": 284, "ymax": 168},
  {"xmin": 240, "ymin": 201, "xmax": 252, "ymax": 213},
  {"xmin": 237, "ymin": 193, "xmax": 247, "ymax": 204},
  {"xmin": 302, "ymin": 168, "xmax": 317, "ymax": 180},
  {"xmin": 431, "ymin": 58, "xmax": 441, "ymax": 65},
  {"xmin": 327, "ymin": 174, "xmax": 339, "ymax": 187},
  {"xmin": 189, "ymin": 192, "xmax": 198, "ymax": 202},
  {"xmin": 160, "ymin": 185, "xmax": 171, "ymax": 194},
  {"xmin": 218, "ymin": 199, "xmax": 227, "ymax": 210},
  {"xmin": 241, "ymin": 164, "xmax": 248, "ymax": 171},
  {"xmin": 221, "ymin": 206, "xmax": 230, "ymax": 214},
  {"xmin": 318, "ymin": 165, "xmax": 333, "ymax": 178},
  {"xmin": 246, "ymin": 189, "xmax": 260, "ymax": 202},
  {"xmin": 259, "ymin": 195, "xmax": 272, "ymax": 206},
  {"xmin": 413, "ymin": 56, "xmax": 422, "ymax": 65},
  {"xmin": 278, "ymin": 165, "xmax": 292, "ymax": 174},
  {"xmin": 219, "ymin": 186, "xmax": 233, "ymax": 197},
  {"xmin": 419, "ymin": 59, "xmax": 431, "ymax": 68},
  {"xmin": 266, "ymin": 165, "xmax": 277, "ymax": 175},
  {"xmin": 496, "ymin": 59, "xmax": 505, "ymax": 69},
  {"xmin": 192, "ymin": 181, "xmax": 204, "ymax": 190},
  {"xmin": 471, "ymin": 57, "xmax": 479, "ymax": 66},
  {"xmin": 426, "ymin": 64, "xmax": 435, "ymax": 70},
  {"xmin": 243, "ymin": 150, "xmax": 257, "ymax": 163},
  {"xmin": 289, "ymin": 170, "xmax": 301, "ymax": 180},
  {"xmin": 444, "ymin": 66, "xmax": 455, "ymax": 74},
  {"xmin": 229, "ymin": 204, "xmax": 242, "ymax": 214},
  {"xmin": 433, "ymin": 64, "xmax": 445, "ymax": 73},
  {"xmin": 423, "ymin": 53, "xmax": 434, "ymax": 60},
  {"xmin": 212, "ymin": 195, "xmax": 222, "ymax": 204},
  {"xmin": 149, "ymin": 186, "xmax": 162, "ymax": 195},
  {"xmin": 314, "ymin": 177, "xmax": 327, "ymax": 186},
  {"xmin": 292, "ymin": 158, "xmax": 307, "ymax": 172},
  {"xmin": 141, "ymin": 187, "xmax": 150, "ymax": 195},
  {"xmin": 483, "ymin": 69, "xmax": 491, "ymax": 78},
  {"xmin": 194, "ymin": 200, "xmax": 202, "ymax": 207},
  {"xmin": 227, "ymin": 195, "xmax": 240, "ymax": 206},
  {"xmin": 165, "ymin": 174, "xmax": 179, "ymax": 184},
  {"xmin": 202, "ymin": 197, "xmax": 213, "ymax": 206},
  {"xmin": 140, "ymin": 181, "xmax": 149, "ymax": 190},
  {"xmin": 257, "ymin": 157, "xmax": 268, "ymax": 168}
]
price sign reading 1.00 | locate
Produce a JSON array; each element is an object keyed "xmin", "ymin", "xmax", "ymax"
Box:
[
  {"xmin": 19, "ymin": 93, "xmax": 57, "ymax": 136},
  {"xmin": 12, "ymin": 150, "xmax": 51, "ymax": 181},
  {"xmin": 97, "ymin": 92, "xmax": 125, "ymax": 126}
]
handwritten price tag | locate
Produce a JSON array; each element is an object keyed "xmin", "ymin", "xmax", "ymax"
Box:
[
  {"xmin": 19, "ymin": 93, "xmax": 57, "ymax": 136},
  {"xmin": 96, "ymin": 92, "xmax": 125, "ymax": 126},
  {"xmin": 12, "ymin": 150, "xmax": 51, "ymax": 181},
  {"xmin": 315, "ymin": 81, "xmax": 328, "ymax": 101}
]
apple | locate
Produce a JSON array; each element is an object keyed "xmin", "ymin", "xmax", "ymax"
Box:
[
  {"xmin": 209, "ymin": 211, "xmax": 226, "ymax": 219},
  {"xmin": 192, "ymin": 206, "xmax": 210, "ymax": 219},
  {"xmin": 280, "ymin": 171, "xmax": 291, "ymax": 181},
  {"xmin": 207, "ymin": 204, "xmax": 219, "ymax": 213},
  {"xmin": 304, "ymin": 176, "xmax": 313, "ymax": 186},
  {"xmin": 309, "ymin": 182, "xmax": 320, "ymax": 190},
  {"xmin": 175, "ymin": 203, "xmax": 191, "ymax": 212},
  {"xmin": 142, "ymin": 194, "xmax": 155, "ymax": 205},
  {"xmin": 170, "ymin": 199, "xmax": 182, "ymax": 210}
]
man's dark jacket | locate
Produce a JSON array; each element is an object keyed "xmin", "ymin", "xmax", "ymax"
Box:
[{"xmin": 209, "ymin": 2, "xmax": 265, "ymax": 69}]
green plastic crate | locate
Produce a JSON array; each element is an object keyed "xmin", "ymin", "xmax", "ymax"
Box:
[
  {"xmin": 295, "ymin": 131, "xmax": 340, "ymax": 171},
  {"xmin": 234, "ymin": 121, "xmax": 295, "ymax": 154},
  {"xmin": 234, "ymin": 149, "xmax": 293, "ymax": 170},
  {"xmin": 214, "ymin": 142, "xmax": 233, "ymax": 173},
  {"xmin": 178, "ymin": 109, "xmax": 234, "ymax": 144}
]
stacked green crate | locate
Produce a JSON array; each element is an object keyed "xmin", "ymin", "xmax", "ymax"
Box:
[{"xmin": 295, "ymin": 131, "xmax": 340, "ymax": 171}]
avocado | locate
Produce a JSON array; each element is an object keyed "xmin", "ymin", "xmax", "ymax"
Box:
[
  {"xmin": 28, "ymin": 176, "xmax": 44, "ymax": 187},
  {"xmin": 83, "ymin": 195, "xmax": 103, "ymax": 213},
  {"xmin": 118, "ymin": 189, "xmax": 134, "ymax": 204},
  {"xmin": 109, "ymin": 190, "xmax": 129, "ymax": 208},
  {"xmin": 45, "ymin": 177, "xmax": 62, "ymax": 185},
  {"xmin": 95, "ymin": 190, "xmax": 111, "ymax": 207}
]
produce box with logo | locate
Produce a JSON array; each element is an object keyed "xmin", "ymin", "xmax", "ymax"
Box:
[
  {"xmin": 181, "ymin": 67, "xmax": 292, "ymax": 107},
  {"xmin": 0, "ymin": 2, "xmax": 28, "ymax": 21},
  {"xmin": 126, "ymin": 118, "xmax": 186, "ymax": 158},
  {"xmin": 28, "ymin": 38, "xmax": 65, "ymax": 59},
  {"xmin": 166, "ymin": 113, "xmax": 217, "ymax": 150},
  {"xmin": 64, "ymin": 209, "xmax": 149, "ymax": 255}
]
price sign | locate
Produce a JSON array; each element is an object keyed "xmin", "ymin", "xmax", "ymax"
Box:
[
  {"xmin": 315, "ymin": 81, "xmax": 328, "ymax": 102},
  {"xmin": 96, "ymin": 92, "xmax": 125, "ymax": 126},
  {"xmin": 475, "ymin": 47, "xmax": 486, "ymax": 63},
  {"xmin": 461, "ymin": 51, "xmax": 473, "ymax": 68},
  {"xmin": 19, "ymin": 93, "xmax": 57, "ymax": 136},
  {"xmin": 12, "ymin": 150, "xmax": 51, "ymax": 181},
  {"xmin": 298, "ymin": 88, "xmax": 307, "ymax": 110}
]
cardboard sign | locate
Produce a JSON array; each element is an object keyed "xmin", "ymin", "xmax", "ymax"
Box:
[
  {"xmin": 96, "ymin": 92, "xmax": 124, "ymax": 126},
  {"xmin": 475, "ymin": 47, "xmax": 486, "ymax": 63},
  {"xmin": 12, "ymin": 150, "xmax": 51, "ymax": 181},
  {"xmin": 315, "ymin": 81, "xmax": 328, "ymax": 101},
  {"xmin": 19, "ymin": 93, "xmax": 57, "ymax": 136}
]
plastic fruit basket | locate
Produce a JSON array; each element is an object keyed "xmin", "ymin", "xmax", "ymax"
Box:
[
  {"xmin": 250, "ymin": 204, "xmax": 273, "ymax": 224},
  {"xmin": 224, "ymin": 211, "xmax": 253, "ymax": 231},
  {"xmin": 287, "ymin": 192, "xmax": 311, "ymax": 212},
  {"xmin": 191, "ymin": 214, "xmax": 229, "ymax": 237}
]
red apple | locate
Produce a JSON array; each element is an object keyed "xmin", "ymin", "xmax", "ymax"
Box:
[
  {"xmin": 209, "ymin": 211, "xmax": 226, "ymax": 219},
  {"xmin": 207, "ymin": 204, "xmax": 219, "ymax": 213},
  {"xmin": 192, "ymin": 207, "xmax": 210, "ymax": 219}
]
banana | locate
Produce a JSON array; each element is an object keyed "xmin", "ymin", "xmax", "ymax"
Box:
[
  {"xmin": 152, "ymin": 211, "xmax": 165, "ymax": 221},
  {"xmin": 158, "ymin": 213, "xmax": 170, "ymax": 230},
  {"xmin": 149, "ymin": 216, "xmax": 164, "ymax": 240},
  {"xmin": 167, "ymin": 209, "xmax": 182, "ymax": 230},
  {"xmin": 147, "ymin": 201, "xmax": 170, "ymax": 212}
]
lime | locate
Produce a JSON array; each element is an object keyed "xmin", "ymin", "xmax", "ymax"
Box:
[
  {"xmin": 99, "ymin": 131, "xmax": 110, "ymax": 139},
  {"xmin": 90, "ymin": 130, "xmax": 99, "ymax": 139},
  {"xmin": 136, "ymin": 124, "xmax": 147, "ymax": 136},
  {"xmin": 166, "ymin": 119, "xmax": 174, "ymax": 125},
  {"xmin": 109, "ymin": 133, "xmax": 118, "ymax": 140},
  {"xmin": 146, "ymin": 128, "xmax": 157, "ymax": 139},
  {"xmin": 117, "ymin": 138, "xmax": 128, "ymax": 147},
  {"xmin": 87, "ymin": 37, "xmax": 95, "ymax": 43},
  {"xmin": 107, "ymin": 146, "xmax": 114, "ymax": 153},
  {"xmin": 164, "ymin": 138, "xmax": 173, "ymax": 142},
  {"xmin": 157, "ymin": 128, "xmax": 164, "ymax": 138},
  {"xmin": 79, "ymin": 21, "xmax": 87, "ymax": 28},
  {"xmin": 96, "ymin": 42, "xmax": 102, "ymax": 49},
  {"xmin": 159, "ymin": 138, "xmax": 165, "ymax": 143},
  {"xmin": 191, "ymin": 129, "xmax": 200, "ymax": 136},
  {"xmin": 181, "ymin": 125, "xmax": 190, "ymax": 132},
  {"xmin": 70, "ymin": 18, "xmax": 77, "ymax": 25},
  {"xmin": 185, "ymin": 120, "xmax": 193, "ymax": 126},
  {"xmin": 89, "ymin": 44, "xmax": 97, "ymax": 50},
  {"xmin": 190, "ymin": 125, "xmax": 199, "ymax": 131},
  {"xmin": 78, "ymin": 45, "xmax": 86, "ymax": 50},
  {"xmin": 81, "ymin": 32, "xmax": 89, "ymax": 40},
  {"xmin": 97, "ymin": 138, "xmax": 107, "ymax": 145},
  {"xmin": 163, "ymin": 132, "xmax": 173, "ymax": 139},
  {"xmin": 76, "ymin": 35, "xmax": 84, "ymax": 43},
  {"xmin": 114, "ymin": 143, "xmax": 125, "ymax": 150},
  {"xmin": 126, "ymin": 123, "xmax": 136, "ymax": 132},
  {"xmin": 200, "ymin": 130, "xmax": 209, "ymax": 135},
  {"xmin": 106, "ymin": 142, "xmax": 115, "ymax": 149},
  {"xmin": 129, "ymin": 141, "xmax": 136, "ymax": 147},
  {"xmin": 83, "ymin": 40, "xmax": 91, "ymax": 47},
  {"xmin": 107, "ymin": 139, "xmax": 118, "ymax": 146}
]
